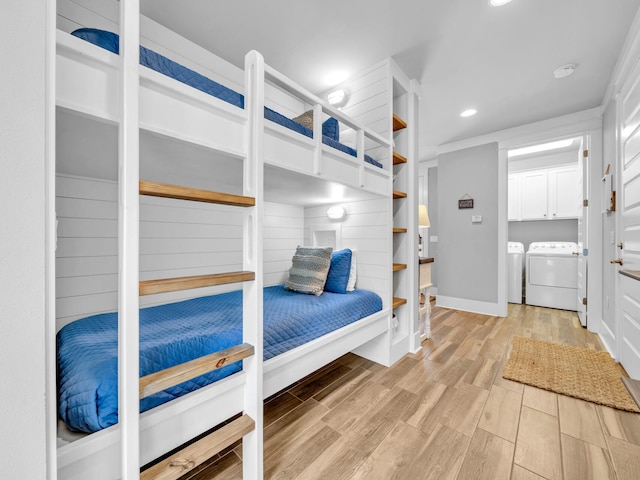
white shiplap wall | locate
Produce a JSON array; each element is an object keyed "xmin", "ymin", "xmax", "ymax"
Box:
[
  {"xmin": 304, "ymin": 198, "xmax": 390, "ymax": 304},
  {"xmin": 331, "ymin": 60, "xmax": 391, "ymax": 167},
  {"xmin": 55, "ymin": 175, "xmax": 303, "ymax": 330}
]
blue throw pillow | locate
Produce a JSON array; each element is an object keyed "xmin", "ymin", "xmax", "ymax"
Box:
[
  {"xmin": 322, "ymin": 117, "xmax": 340, "ymax": 142},
  {"xmin": 324, "ymin": 249, "xmax": 352, "ymax": 294}
]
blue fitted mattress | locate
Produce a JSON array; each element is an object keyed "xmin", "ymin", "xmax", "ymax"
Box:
[
  {"xmin": 57, "ymin": 285, "xmax": 382, "ymax": 433},
  {"xmin": 71, "ymin": 28, "xmax": 383, "ymax": 169}
]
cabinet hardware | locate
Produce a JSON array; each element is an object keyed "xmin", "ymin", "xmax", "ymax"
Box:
[{"xmin": 610, "ymin": 258, "xmax": 624, "ymax": 265}]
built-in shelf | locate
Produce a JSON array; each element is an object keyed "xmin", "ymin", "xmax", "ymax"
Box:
[
  {"xmin": 392, "ymin": 297, "xmax": 407, "ymax": 309},
  {"xmin": 392, "ymin": 190, "xmax": 407, "ymax": 199},
  {"xmin": 393, "ymin": 263, "xmax": 407, "ymax": 272},
  {"xmin": 393, "ymin": 227, "xmax": 407, "ymax": 233},
  {"xmin": 393, "ymin": 113, "xmax": 407, "ymax": 132},
  {"xmin": 393, "ymin": 152, "xmax": 407, "ymax": 165}
]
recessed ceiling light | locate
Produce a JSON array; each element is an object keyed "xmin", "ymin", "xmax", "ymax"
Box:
[
  {"xmin": 508, "ymin": 139, "xmax": 574, "ymax": 158},
  {"xmin": 489, "ymin": 0, "xmax": 512, "ymax": 6},
  {"xmin": 553, "ymin": 64, "xmax": 576, "ymax": 79},
  {"xmin": 460, "ymin": 109, "xmax": 477, "ymax": 118}
]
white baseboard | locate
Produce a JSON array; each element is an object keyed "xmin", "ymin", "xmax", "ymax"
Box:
[{"xmin": 436, "ymin": 295, "xmax": 503, "ymax": 317}]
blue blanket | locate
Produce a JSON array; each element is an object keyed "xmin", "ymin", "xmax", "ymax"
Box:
[
  {"xmin": 71, "ymin": 28, "xmax": 383, "ymax": 168},
  {"xmin": 57, "ymin": 285, "xmax": 382, "ymax": 433}
]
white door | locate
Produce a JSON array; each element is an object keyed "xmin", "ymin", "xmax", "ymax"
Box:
[
  {"xmin": 616, "ymin": 61, "xmax": 640, "ymax": 379},
  {"xmin": 576, "ymin": 137, "xmax": 588, "ymax": 327}
]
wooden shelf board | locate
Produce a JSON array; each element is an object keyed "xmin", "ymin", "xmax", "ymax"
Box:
[
  {"xmin": 393, "ymin": 113, "xmax": 407, "ymax": 132},
  {"xmin": 392, "ymin": 190, "xmax": 407, "ymax": 199},
  {"xmin": 140, "ymin": 180, "xmax": 255, "ymax": 207},
  {"xmin": 392, "ymin": 297, "xmax": 407, "ymax": 309},
  {"xmin": 393, "ymin": 227, "xmax": 408, "ymax": 233},
  {"xmin": 393, "ymin": 151, "xmax": 407, "ymax": 165},
  {"xmin": 393, "ymin": 263, "xmax": 407, "ymax": 272},
  {"xmin": 140, "ymin": 271, "xmax": 255, "ymax": 296}
]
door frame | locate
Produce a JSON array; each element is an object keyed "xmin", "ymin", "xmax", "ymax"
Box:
[{"xmin": 498, "ymin": 120, "xmax": 603, "ymax": 333}]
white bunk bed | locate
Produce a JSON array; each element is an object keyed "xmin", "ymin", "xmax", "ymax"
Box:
[{"xmin": 53, "ymin": 4, "xmax": 394, "ymax": 480}]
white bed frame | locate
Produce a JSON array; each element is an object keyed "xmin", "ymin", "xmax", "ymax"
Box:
[{"xmin": 53, "ymin": 5, "xmax": 395, "ymax": 479}]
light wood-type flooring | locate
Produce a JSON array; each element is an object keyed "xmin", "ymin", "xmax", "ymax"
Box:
[{"xmin": 178, "ymin": 303, "xmax": 640, "ymax": 480}]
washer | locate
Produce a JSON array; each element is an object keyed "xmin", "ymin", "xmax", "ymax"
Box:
[
  {"xmin": 526, "ymin": 242, "xmax": 578, "ymax": 311},
  {"xmin": 508, "ymin": 242, "xmax": 524, "ymax": 304}
]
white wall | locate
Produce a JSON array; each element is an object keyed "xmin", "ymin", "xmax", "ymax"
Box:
[
  {"xmin": 304, "ymin": 198, "xmax": 390, "ymax": 303},
  {"xmin": 0, "ymin": 0, "xmax": 48, "ymax": 478},
  {"xmin": 437, "ymin": 143, "xmax": 501, "ymax": 313}
]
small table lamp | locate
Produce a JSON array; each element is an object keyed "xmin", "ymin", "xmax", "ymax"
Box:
[{"xmin": 418, "ymin": 204, "xmax": 430, "ymax": 255}]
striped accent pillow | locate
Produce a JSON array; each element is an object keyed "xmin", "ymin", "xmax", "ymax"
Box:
[{"xmin": 285, "ymin": 246, "xmax": 333, "ymax": 295}]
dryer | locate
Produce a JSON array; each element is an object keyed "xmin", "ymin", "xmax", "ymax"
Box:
[
  {"xmin": 508, "ymin": 242, "xmax": 524, "ymax": 304},
  {"xmin": 526, "ymin": 242, "xmax": 578, "ymax": 311}
]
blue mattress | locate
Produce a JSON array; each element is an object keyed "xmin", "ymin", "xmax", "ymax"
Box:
[
  {"xmin": 71, "ymin": 28, "xmax": 383, "ymax": 169},
  {"xmin": 57, "ymin": 285, "xmax": 382, "ymax": 433}
]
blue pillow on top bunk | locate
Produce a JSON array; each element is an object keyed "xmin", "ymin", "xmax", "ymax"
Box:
[
  {"xmin": 325, "ymin": 248, "xmax": 353, "ymax": 294},
  {"xmin": 72, "ymin": 27, "xmax": 119, "ymax": 54},
  {"xmin": 322, "ymin": 117, "xmax": 340, "ymax": 142}
]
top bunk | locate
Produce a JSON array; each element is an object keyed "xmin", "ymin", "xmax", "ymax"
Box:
[{"xmin": 55, "ymin": 25, "xmax": 392, "ymax": 203}]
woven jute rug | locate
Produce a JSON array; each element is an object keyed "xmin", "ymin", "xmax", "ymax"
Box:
[{"xmin": 503, "ymin": 336, "xmax": 640, "ymax": 413}]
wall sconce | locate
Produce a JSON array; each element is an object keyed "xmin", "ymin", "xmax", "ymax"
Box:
[
  {"xmin": 327, "ymin": 205, "xmax": 346, "ymax": 221},
  {"xmin": 327, "ymin": 89, "xmax": 349, "ymax": 107},
  {"xmin": 418, "ymin": 204, "xmax": 430, "ymax": 255}
]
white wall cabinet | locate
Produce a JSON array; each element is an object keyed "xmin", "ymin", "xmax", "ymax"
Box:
[{"xmin": 509, "ymin": 164, "xmax": 579, "ymax": 221}]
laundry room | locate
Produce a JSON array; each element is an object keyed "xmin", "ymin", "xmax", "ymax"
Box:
[{"xmin": 507, "ymin": 137, "xmax": 584, "ymax": 311}]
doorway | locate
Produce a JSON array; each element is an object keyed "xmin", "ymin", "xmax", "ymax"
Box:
[{"xmin": 506, "ymin": 136, "xmax": 588, "ymax": 324}]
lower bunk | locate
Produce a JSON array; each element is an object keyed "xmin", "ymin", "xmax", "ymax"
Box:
[{"xmin": 56, "ymin": 284, "xmax": 389, "ymax": 479}]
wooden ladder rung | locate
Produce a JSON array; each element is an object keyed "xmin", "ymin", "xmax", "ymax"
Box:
[
  {"xmin": 393, "ymin": 263, "xmax": 407, "ymax": 272},
  {"xmin": 140, "ymin": 414, "xmax": 255, "ymax": 480},
  {"xmin": 393, "ymin": 227, "xmax": 407, "ymax": 233},
  {"xmin": 140, "ymin": 343, "xmax": 255, "ymax": 399},
  {"xmin": 140, "ymin": 271, "xmax": 255, "ymax": 296},
  {"xmin": 140, "ymin": 180, "xmax": 255, "ymax": 207}
]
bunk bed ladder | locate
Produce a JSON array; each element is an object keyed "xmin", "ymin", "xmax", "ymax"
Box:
[
  {"xmin": 137, "ymin": 174, "xmax": 263, "ymax": 480},
  {"xmin": 131, "ymin": 50, "xmax": 266, "ymax": 480},
  {"xmin": 118, "ymin": 1, "xmax": 263, "ymax": 473}
]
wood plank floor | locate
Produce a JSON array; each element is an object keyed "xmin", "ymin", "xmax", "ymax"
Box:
[{"xmin": 180, "ymin": 303, "xmax": 640, "ymax": 479}]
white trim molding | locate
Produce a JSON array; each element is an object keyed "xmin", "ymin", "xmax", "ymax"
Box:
[{"xmin": 436, "ymin": 295, "xmax": 505, "ymax": 317}]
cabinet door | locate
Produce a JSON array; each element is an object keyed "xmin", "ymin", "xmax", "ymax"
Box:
[
  {"xmin": 508, "ymin": 174, "xmax": 520, "ymax": 221},
  {"xmin": 549, "ymin": 165, "xmax": 579, "ymax": 219},
  {"xmin": 521, "ymin": 171, "xmax": 548, "ymax": 220}
]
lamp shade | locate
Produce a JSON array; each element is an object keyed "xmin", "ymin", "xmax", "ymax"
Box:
[{"xmin": 418, "ymin": 204, "xmax": 430, "ymax": 227}]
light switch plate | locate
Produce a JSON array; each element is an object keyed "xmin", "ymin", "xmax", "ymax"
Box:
[
  {"xmin": 472, "ymin": 215, "xmax": 482, "ymax": 223},
  {"xmin": 430, "ymin": 235, "xmax": 438, "ymax": 242}
]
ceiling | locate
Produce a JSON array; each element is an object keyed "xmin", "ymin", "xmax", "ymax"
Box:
[{"xmin": 141, "ymin": 0, "xmax": 640, "ymax": 161}]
